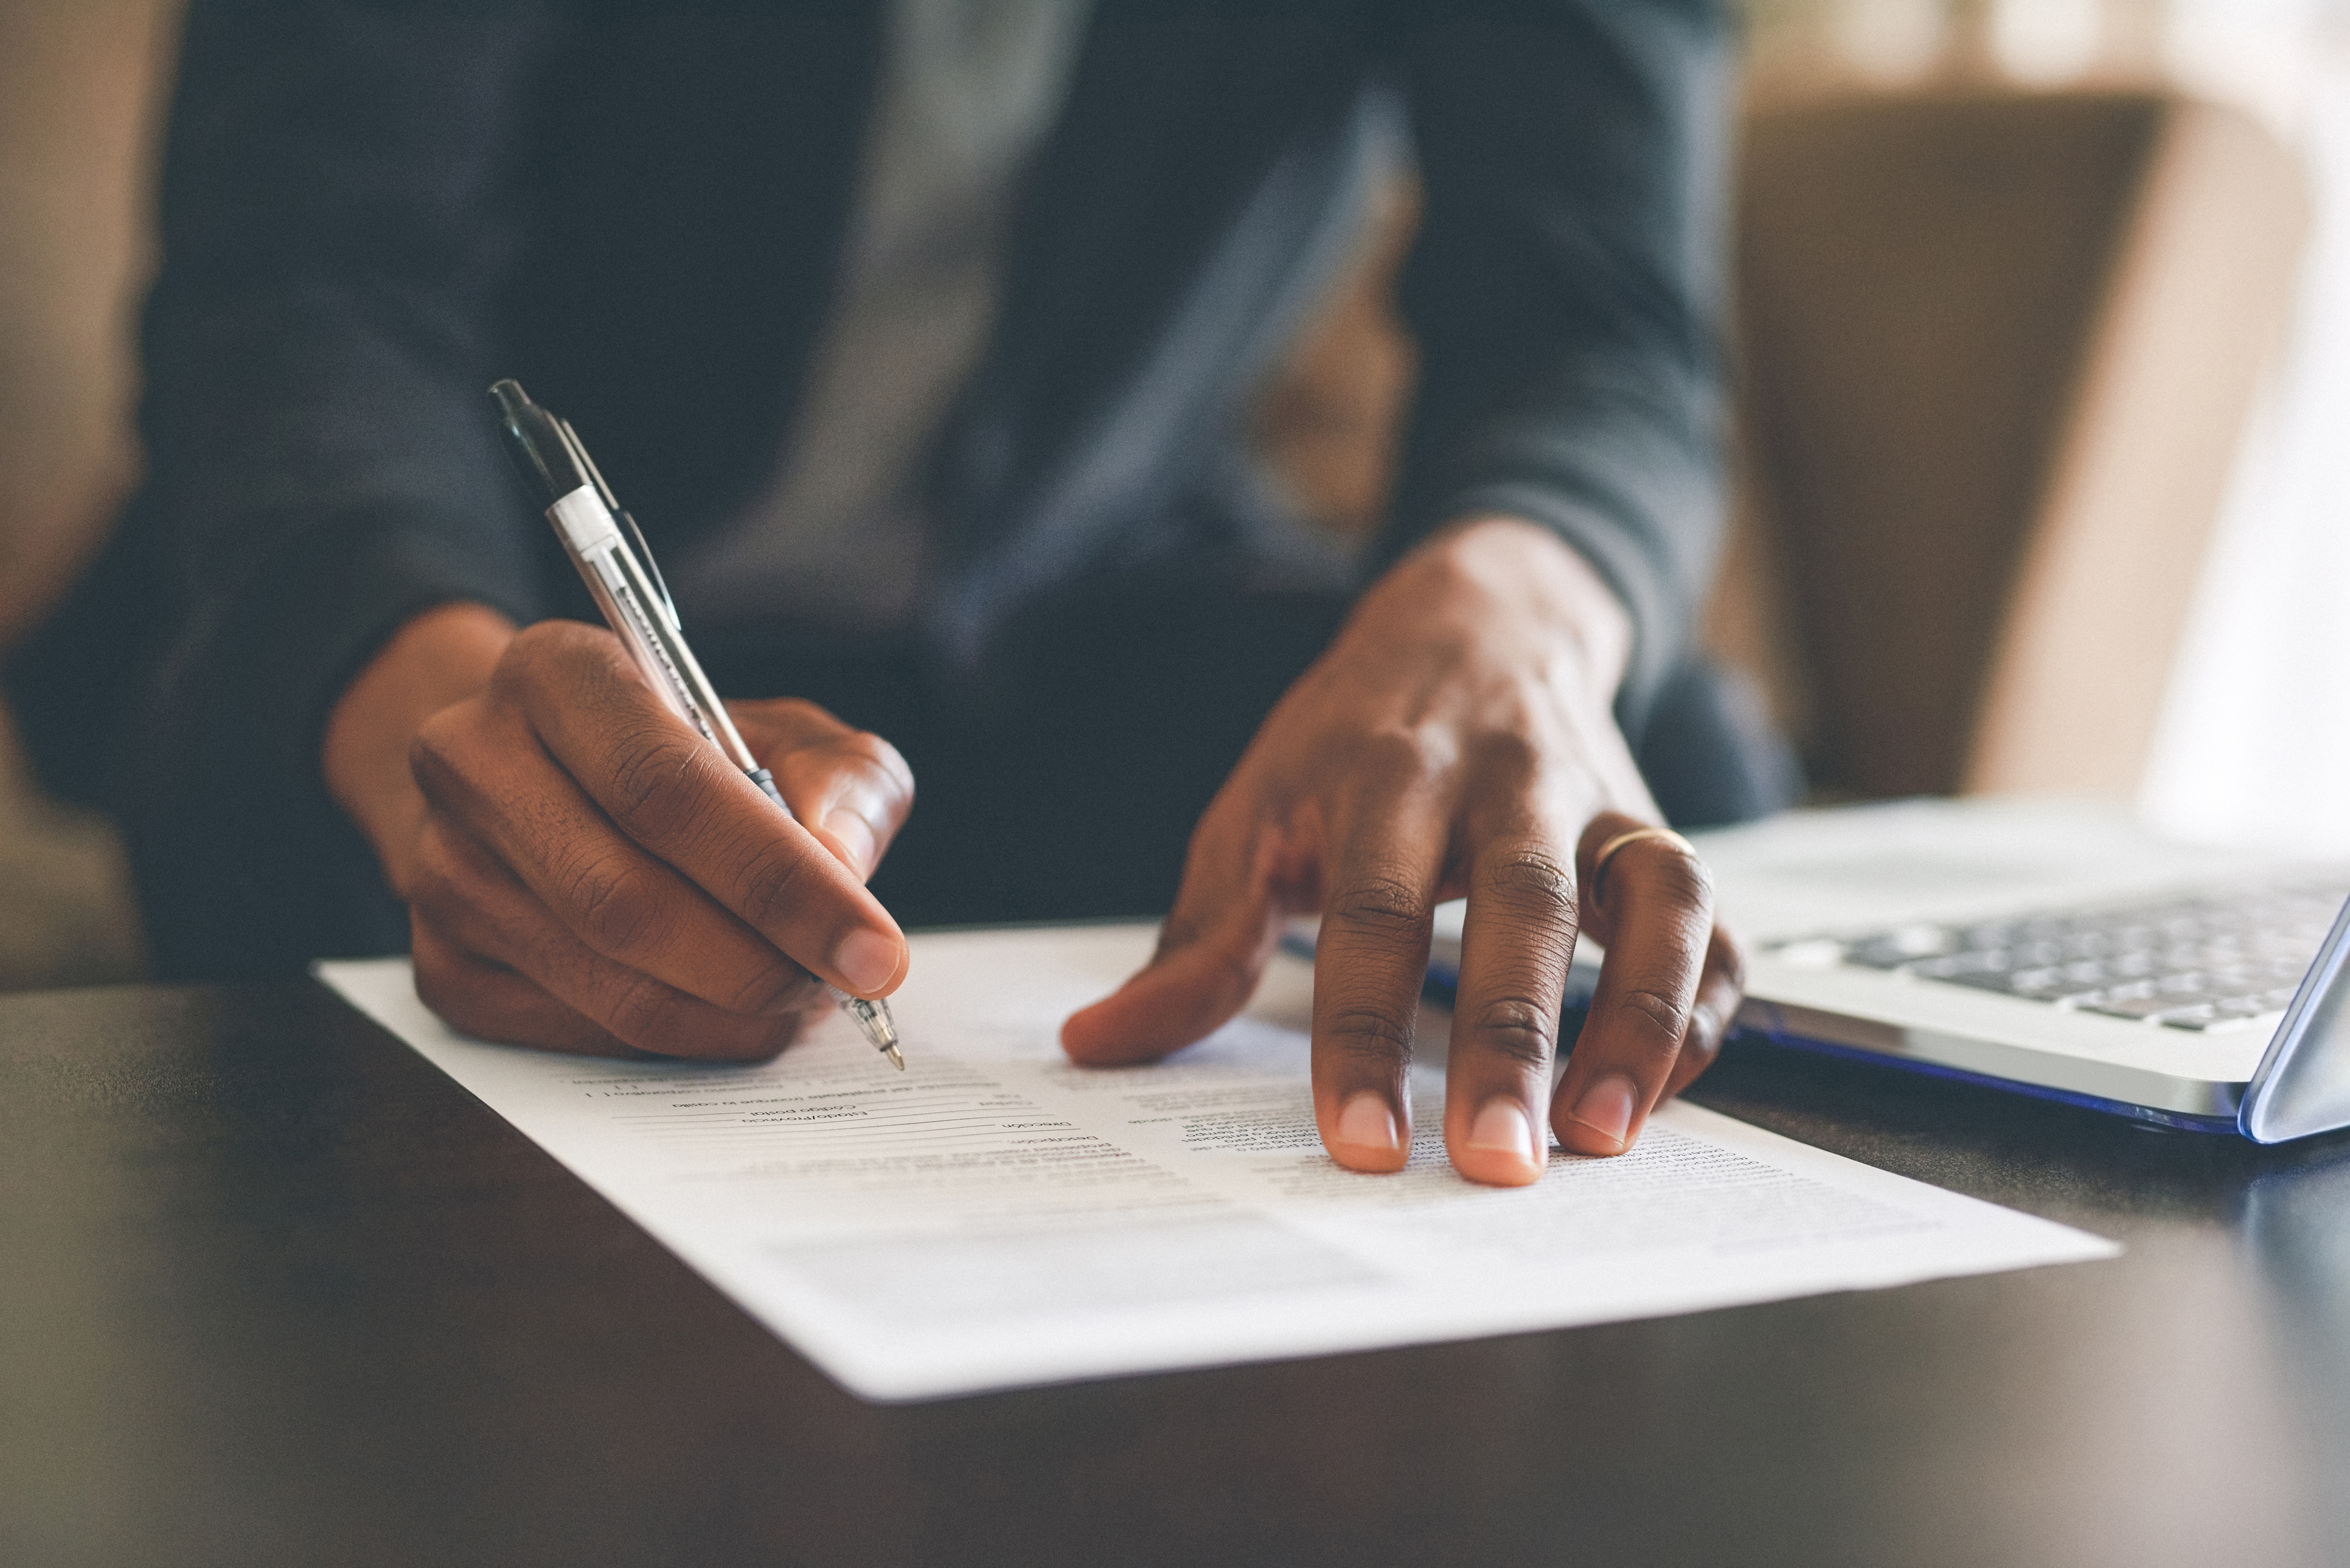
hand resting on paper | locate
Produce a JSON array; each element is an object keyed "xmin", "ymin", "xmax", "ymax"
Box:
[
  {"xmin": 322, "ymin": 606, "xmax": 913, "ymax": 1060},
  {"xmin": 1062, "ymin": 518, "xmax": 1747, "ymax": 1187}
]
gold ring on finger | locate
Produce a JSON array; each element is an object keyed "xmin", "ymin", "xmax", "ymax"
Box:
[{"xmin": 1591, "ymin": 825, "xmax": 1697, "ymax": 909}]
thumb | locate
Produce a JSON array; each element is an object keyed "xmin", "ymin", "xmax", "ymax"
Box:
[{"xmin": 1060, "ymin": 804, "xmax": 1285, "ymax": 1063}]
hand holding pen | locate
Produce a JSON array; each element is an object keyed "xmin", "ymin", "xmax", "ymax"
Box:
[
  {"xmin": 319, "ymin": 387, "xmax": 913, "ymax": 1069},
  {"xmin": 492, "ymin": 380, "xmax": 903, "ymax": 1065}
]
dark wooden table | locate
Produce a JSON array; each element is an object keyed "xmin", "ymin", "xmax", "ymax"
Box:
[{"xmin": 3, "ymin": 980, "xmax": 2347, "ymax": 1568}]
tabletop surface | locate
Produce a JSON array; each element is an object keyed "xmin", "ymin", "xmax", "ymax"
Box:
[{"xmin": 3, "ymin": 978, "xmax": 2347, "ymax": 1568}]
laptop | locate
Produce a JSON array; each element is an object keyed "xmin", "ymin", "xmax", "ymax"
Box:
[{"xmin": 1427, "ymin": 799, "xmax": 2350, "ymax": 1143}]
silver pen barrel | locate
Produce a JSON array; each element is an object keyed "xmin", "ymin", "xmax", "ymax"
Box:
[{"xmin": 541, "ymin": 478, "xmax": 903, "ymax": 1066}]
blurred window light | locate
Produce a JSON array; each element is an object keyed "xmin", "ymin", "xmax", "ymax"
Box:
[
  {"xmin": 2164, "ymin": 0, "xmax": 2334, "ymax": 130},
  {"xmin": 1828, "ymin": 0, "xmax": 1950, "ymax": 82},
  {"xmin": 2141, "ymin": 2, "xmax": 2350, "ymax": 856},
  {"xmin": 1991, "ymin": 0, "xmax": 2105, "ymax": 83}
]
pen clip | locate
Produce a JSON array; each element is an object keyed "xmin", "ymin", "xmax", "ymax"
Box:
[
  {"xmin": 619, "ymin": 508, "xmax": 683, "ymax": 635},
  {"xmin": 555, "ymin": 417, "xmax": 683, "ymax": 634}
]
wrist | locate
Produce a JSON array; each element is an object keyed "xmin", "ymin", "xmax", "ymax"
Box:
[{"xmin": 322, "ymin": 602, "xmax": 517, "ymax": 888}]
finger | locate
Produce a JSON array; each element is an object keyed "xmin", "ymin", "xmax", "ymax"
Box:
[
  {"xmin": 410, "ymin": 917, "xmax": 633, "ymax": 1058},
  {"xmin": 412, "ymin": 697, "xmax": 822, "ymax": 1021},
  {"xmin": 769, "ymin": 721, "xmax": 915, "ymax": 884},
  {"xmin": 1549, "ymin": 813, "xmax": 1714, "ymax": 1156},
  {"xmin": 1060, "ymin": 782, "xmax": 1286, "ymax": 1064},
  {"xmin": 1442, "ymin": 779, "xmax": 1582, "ymax": 1187},
  {"xmin": 416, "ymin": 814, "xmax": 827, "ymax": 1029},
  {"xmin": 498, "ymin": 622, "xmax": 908, "ymax": 999},
  {"xmin": 407, "ymin": 816, "xmax": 811, "ymax": 1061},
  {"xmin": 1661, "ymin": 923, "xmax": 1745, "ymax": 1101},
  {"xmin": 732, "ymin": 697, "xmax": 916, "ymax": 881},
  {"xmin": 1309, "ymin": 763, "xmax": 1448, "ymax": 1175}
]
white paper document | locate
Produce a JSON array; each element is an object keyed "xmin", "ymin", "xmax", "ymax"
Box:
[{"xmin": 321, "ymin": 924, "xmax": 2116, "ymax": 1401}]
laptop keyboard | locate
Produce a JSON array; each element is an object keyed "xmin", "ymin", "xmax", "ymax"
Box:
[{"xmin": 1781, "ymin": 882, "xmax": 2348, "ymax": 1032}]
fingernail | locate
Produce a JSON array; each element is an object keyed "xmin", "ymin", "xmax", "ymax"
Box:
[
  {"xmin": 1335, "ymin": 1091, "xmax": 1400, "ymax": 1154},
  {"xmin": 1468, "ymin": 1099, "xmax": 1537, "ymax": 1164},
  {"xmin": 833, "ymin": 928, "xmax": 900, "ymax": 993},
  {"xmin": 822, "ymin": 808, "xmax": 878, "ymax": 878},
  {"xmin": 1568, "ymin": 1074, "xmax": 1639, "ymax": 1150}
]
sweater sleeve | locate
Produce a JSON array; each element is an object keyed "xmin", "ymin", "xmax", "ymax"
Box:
[
  {"xmin": 1386, "ymin": 0, "xmax": 1735, "ymax": 736},
  {"xmin": 121, "ymin": 0, "xmax": 561, "ymax": 977}
]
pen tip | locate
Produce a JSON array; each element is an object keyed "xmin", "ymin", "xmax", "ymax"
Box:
[{"xmin": 885, "ymin": 1044, "xmax": 906, "ymax": 1071}]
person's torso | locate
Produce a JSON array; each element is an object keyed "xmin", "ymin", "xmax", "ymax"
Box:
[{"xmin": 493, "ymin": 0, "xmax": 1391, "ymax": 665}]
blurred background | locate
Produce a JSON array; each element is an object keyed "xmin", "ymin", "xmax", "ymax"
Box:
[{"xmin": 2, "ymin": 0, "xmax": 2346, "ymax": 991}]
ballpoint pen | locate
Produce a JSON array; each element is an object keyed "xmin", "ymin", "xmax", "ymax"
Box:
[{"xmin": 488, "ymin": 378, "xmax": 903, "ymax": 1069}]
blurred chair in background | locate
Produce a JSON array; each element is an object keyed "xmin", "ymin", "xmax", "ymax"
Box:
[
  {"xmin": 0, "ymin": 0, "xmax": 172, "ymax": 987},
  {"xmin": 0, "ymin": 1, "xmax": 167, "ymax": 650},
  {"xmin": 1714, "ymin": 87, "xmax": 2307, "ymax": 802}
]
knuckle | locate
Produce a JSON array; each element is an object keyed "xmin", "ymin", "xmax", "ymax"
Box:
[
  {"xmin": 1633, "ymin": 841, "xmax": 1713, "ymax": 907},
  {"xmin": 1465, "ymin": 726, "xmax": 1543, "ymax": 788},
  {"xmin": 412, "ymin": 952, "xmax": 498, "ymax": 1041},
  {"xmin": 736, "ymin": 839, "xmax": 815, "ymax": 932},
  {"xmin": 771, "ymin": 697, "xmax": 832, "ymax": 730},
  {"xmin": 1327, "ymin": 872, "xmax": 1429, "ymax": 941},
  {"xmin": 1470, "ymin": 995, "xmax": 1557, "ymax": 1069},
  {"xmin": 1480, "ymin": 846, "xmax": 1577, "ymax": 921},
  {"xmin": 566, "ymin": 854, "xmax": 665, "ymax": 957},
  {"xmin": 1713, "ymin": 929, "xmax": 1749, "ymax": 993},
  {"xmin": 409, "ymin": 938, "xmax": 457, "ymax": 1005},
  {"xmin": 406, "ymin": 716, "xmax": 469, "ymax": 800},
  {"xmin": 742, "ymin": 696, "xmax": 846, "ymax": 754},
  {"xmin": 724, "ymin": 956, "xmax": 818, "ymax": 1018},
  {"xmin": 403, "ymin": 831, "xmax": 462, "ymax": 914},
  {"xmin": 1613, "ymin": 987, "xmax": 1690, "ymax": 1062},
  {"xmin": 498, "ymin": 619, "xmax": 557, "ymax": 673},
  {"xmin": 839, "ymin": 727, "xmax": 906, "ymax": 779},
  {"xmin": 519, "ymin": 616, "xmax": 600, "ymax": 661},
  {"xmin": 1322, "ymin": 1004, "xmax": 1416, "ymax": 1066},
  {"xmin": 605, "ymin": 725, "xmax": 717, "ymax": 841},
  {"xmin": 509, "ymin": 618, "xmax": 569, "ymax": 654},
  {"xmin": 498, "ymin": 619, "xmax": 590, "ymax": 696},
  {"xmin": 1341, "ymin": 727, "xmax": 1441, "ymax": 790},
  {"xmin": 710, "ymin": 1010, "xmax": 805, "ymax": 1062},
  {"xmin": 1357, "ymin": 726, "xmax": 1427, "ymax": 774},
  {"xmin": 603, "ymin": 970, "xmax": 691, "ymax": 1049},
  {"xmin": 1683, "ymin": 1001, "xmax": 1726, "ymax": 1061}
]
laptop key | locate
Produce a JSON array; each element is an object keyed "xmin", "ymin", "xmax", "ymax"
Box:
[
  {"xmin": 1905, "ymin": 949, "xmax": 2015, "ymax": 982},
  {"xmin": 1848, "ymin": 926, "xmax": 1956, "ymax": 968},
  {"xmin": 2004, "ymin": 965, "xmax": 2106, "ymax": 1002},
  {"xmin": 2081, "ymin": 980, "xmax": 2159, "ymax": 1018}
]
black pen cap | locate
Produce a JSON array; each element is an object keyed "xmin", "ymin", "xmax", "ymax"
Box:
[{"xmin": 489, "ymin": 378, "xmax": 589, "ymax": 508}]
